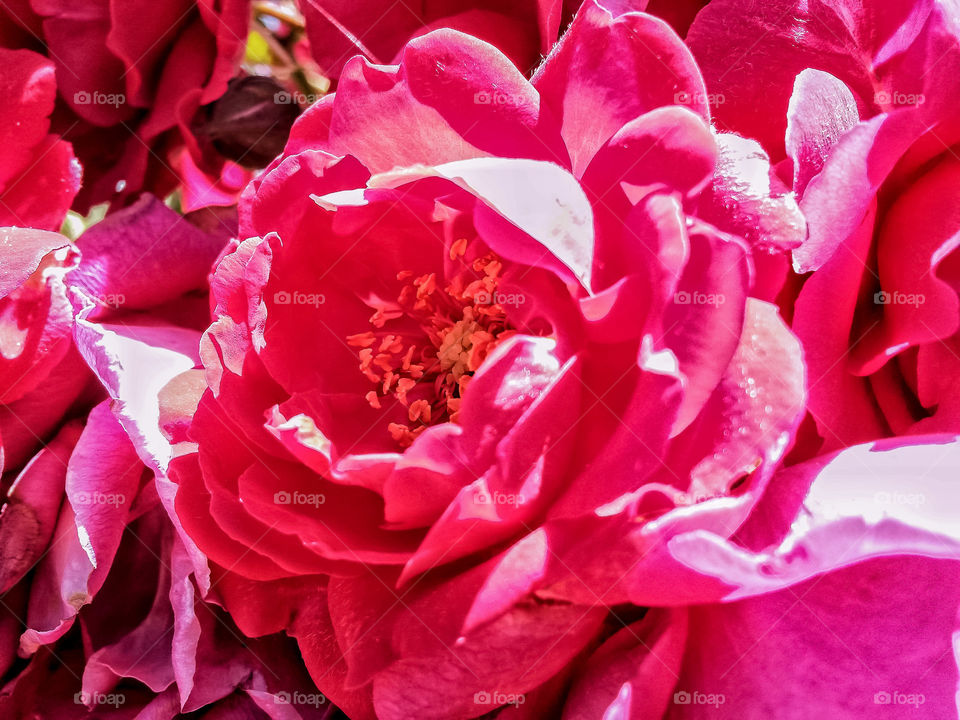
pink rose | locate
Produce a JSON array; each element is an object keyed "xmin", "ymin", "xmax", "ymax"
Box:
[
  {"xmin": 686, "ymin": 0, "xmax": 960, "ymax": 451},
  {"xmin": 0, "ymin": 0, "xmax": 250, "ymax": 211},
  {"xmin": 0, "ymin": 228, "xmax": 89, "ymax": 472},
  {"xmin": 641, "ymin": 0, "xmax": 710, "ymax": 37},
  {"xmin": 1, "ymin": 403, "xmax": 325, "ymax": 718},
  {"xmin": 0, "ymin": 47, "xmax": 80, "ymax": 230},
  {"xmin": 1, "ymin": 198, "xmax": 327, "ymax": 717},
  {"xmin": 170, "ymin": 2, "xmax": 807, "ymax": 716},
  {"xmin": 564, "ymin": 435, "xmax": 960, "ymax": 718},
  {"xmin": 300, "ymin": 0, "xmax": 568, "ymax": 78}
]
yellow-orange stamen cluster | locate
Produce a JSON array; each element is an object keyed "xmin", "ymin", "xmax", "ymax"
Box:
[{"xmin": 348, "ymin": 240, "xmax": 516, "ymax": 448}]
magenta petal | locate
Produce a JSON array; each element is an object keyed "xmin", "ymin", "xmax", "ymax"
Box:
[
  {"xmin": 368, "ymin": 158, "xmax": 595, "ymax": 290},
  {"xmin": 0, "ymin": 228, "xmax": 77, "ymax": 406},
  {"xmin": 686, "ymin": 0, "xmax": 935, "ymax": 159},
  {"xmin": 792, "ymin": 203, "xmax": 888, "ymax": 449},
  {"xmin": 848, "ymin": 155, "xmax": 960, "ymax": 374},
  {"xmin": 913, "ymin": 338, "xmax": 960, "ymax": 434},
  {"xmin": 0, "ymin": 228, "xmax": 72, "ymax": 299},
  {"xmin": 35, "ymin": 5, "xmax": 133, "ymax": 127},
  {"xmin": 549, "ymin": 343, "xmax": 682, "ymax": 518},
  {"xmin": 0, "ymin": 347, "xmax": 91, "ymax": 471},
  {"xmin": 662, "ymin": 228, "xmax": 749, "ymax": 434},
  {"xmin": 676, "ymin": 556, "xmax": 959, "ymax": 719},
  {"xmin": 664, "ymin": 436, "xmax": 960, "ymax": 717},
  {"xmin": 22, "ymin": 402, "xmax": 143, "ymax": 653},
  {"xmin": 696, "ymin": 134, "xmax": 805, "ymax": 253},
  {"xmin": 0, "ymin": 422, "xmax": 80, "ymax": 594},
  {"xmin": 81, "ymin": 542, "xmax": 176, "ymax": 695},
  {"xmin": 533, "ymin": 0, "xmax": 709, "ymax": 176},
  {"xmin": 794, "ymin": 109, "xmax": 927, "ymax": 272},
  {"xmin": 319, "ymin": 30, "xmax": 567, "ymax": 174},
  {"xmin": 105, "ymin": 0, "xmax": 193, "ymax": 107},
  {"xmin": 372, "ymin": 598, "xmax": 605, "ymax": 720},
  {"xmin": 73, "ymin": 308, "xmax": 201, "ymax": 473},
  {"xmin": 580, "ymin": 106, "xmax": 717, "ymax": 203},
  {"xmin": 0, "ymin": 47, "xmax": 56, "ymax": 177},
  {"xmin": 564, "ymin": 608, "xmax": 687, "ymax": 719},
  {"xmin": 399, "ymin": 343, "xmax": 581, "ymax": 582},
  {"xmin": 785, "ymin": 69, "xmax": 860, "ymax": 196},
  {"xmin": 69, "ymin": 195, "xmax": 229, "ymax": 318},
  {"xmin": 675, "ymin": 299, "xmax": 805, "ymax": 496},
  {"xmin": 0, "ymin": 48, "xmax": 80, "ymax": 229}
]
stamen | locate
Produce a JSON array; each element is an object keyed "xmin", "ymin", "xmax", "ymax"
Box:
[
  {"xmin": 449, "ymin": 237, "xmax": 468, "ymax": 260},
  {"xmin": 350, "ymin": 243, "xmax": 518, "ymax": 448}
]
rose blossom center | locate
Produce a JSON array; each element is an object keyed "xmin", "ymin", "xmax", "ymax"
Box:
[{"xmin": 346, "ymin": 239, "xmax": 516, "ymax": 448}]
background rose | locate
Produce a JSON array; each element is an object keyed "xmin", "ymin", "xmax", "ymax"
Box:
[
  {"xmin": 639, "ymin": 0, "xmax": 709, "ymax": 37},
  {"xmin": 1, "ymin": 402, "xmax": 327, "ymax": 719},
  {"xmin": 0, "ymin": 0, "xmax": 251, "ymax": 211},
  {"xmin": 169, "ymin": 2, "xmax": 808, "ymax": 716},
  {"xmin": 1, "ymin": 200, "xmax": 329, "ymax": 716},
  {"xmin": 300, "ymin": 0, "xmax": 568, "ymax": 79},
  {"xmin": 0, "ymin": 229, "xmax": 92, "ymax": 474},
  {"xmin": 683, "ymin": 0, "xmax": 960, "ymax": 454},
  {"xmin": 562, "ymin": 435, "xmax": 960, "ymax": 718},
  {"xmin": 0, "ymin": 47, "xmax": 80, "ymax": 230},
  {"xmin": 0, "ymin": 58, "xmax": 87, "ymax": 469}
]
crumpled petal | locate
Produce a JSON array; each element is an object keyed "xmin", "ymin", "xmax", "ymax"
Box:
[
  {"xmin": 69, "ymin": 194, "xmax": 229, "ymax": 319},
  {"xmin": 21, "ymin": 401, "xmax": 144, "ymax": 653},
  {"xmin": 533, "ymin": 0, "xmax": 709, "ymax": 176}
]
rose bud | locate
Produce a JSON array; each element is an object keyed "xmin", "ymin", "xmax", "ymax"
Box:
[{"xmin": 196, "ymin": 76, "xmax": 303, "ymax": 169}]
